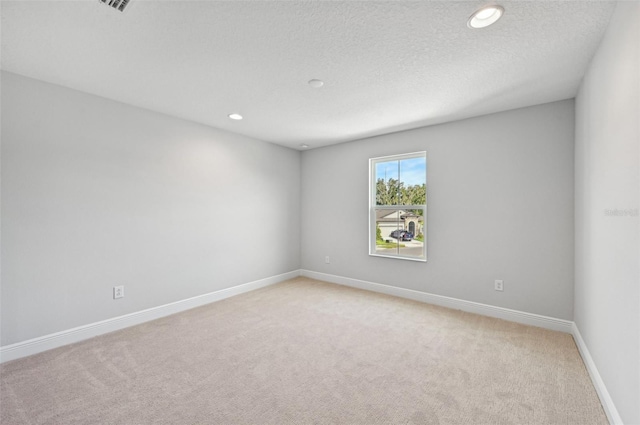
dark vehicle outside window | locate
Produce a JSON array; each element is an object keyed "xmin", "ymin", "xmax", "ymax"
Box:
[{"xmin": 389, "ymin": 230, "xmax": 413, "ymax": 241}]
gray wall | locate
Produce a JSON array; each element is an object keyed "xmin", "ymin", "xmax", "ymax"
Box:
[
  {"xmin": 301, "ymin": 100, "xmax": 575, "ymax": 320},
  {"xmin": 1, "ymin": 72, "xmax": 301, "ymax": 346},
  {"xmin": 574, "ymin": 1, "xmax": 639, "ymax": 423}
]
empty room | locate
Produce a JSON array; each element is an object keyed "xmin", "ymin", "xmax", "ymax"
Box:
[{"xmin": 1, "ymin": 0, "xmax": 638, "ymax": 424}]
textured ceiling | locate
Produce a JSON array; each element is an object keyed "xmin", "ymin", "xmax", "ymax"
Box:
[{"xmin": 1, "ymin": 0, "xmax": 615, "ymax": 149}]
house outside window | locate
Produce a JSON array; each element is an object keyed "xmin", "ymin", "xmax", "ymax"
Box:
[{"xmin": 369, "ymin": 152, "xmax": 427, "ymax": 261}]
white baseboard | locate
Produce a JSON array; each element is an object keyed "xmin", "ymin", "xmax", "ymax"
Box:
[
  {"xmin": 0, "ymin": 270, "xmax": 300, "ymax": 364},
  {"xmin": 571, "ymin": 323, "xmax": 622, "ymax": 425},
  {"xmin": 300, "ymin": 270, "xmax": 573, "ymax": 333}
]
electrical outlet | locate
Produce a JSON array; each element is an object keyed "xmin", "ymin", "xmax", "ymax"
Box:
[
  {"xmin": 113, "ymin": 285, "xmax": 124, "ymax": 299},
  {"xmin": 494, "ymin": 280, "xmax": 504, "ymax": 291},
  {"xmin": 325, "ymin": 256, "xmax": 330, "ymax": 264}
]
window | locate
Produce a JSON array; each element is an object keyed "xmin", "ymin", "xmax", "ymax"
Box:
[{"xmin": 369, "ymin": 152, "xmax": 427, "ymax": 261}]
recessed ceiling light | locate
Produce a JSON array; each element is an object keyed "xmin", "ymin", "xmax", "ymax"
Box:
[
  {"xmin": 228, "ymin": 113, "xmax": 243, "ymax": 120},
  {"xmin": 467, "ymin": 5, "xmax": 504, "ymax": 29},
  {"xmin": 300, "ymin": 144, "xmax": 310, "ymax": 149},
  {"xmin": 308, "ymin": 79, "xmax": 324, "ymax": 88}
]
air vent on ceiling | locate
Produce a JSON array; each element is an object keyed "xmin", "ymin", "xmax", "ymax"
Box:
[{"xmin": 98, "ymin": 0, "xmax": 130, "ymax": 12}]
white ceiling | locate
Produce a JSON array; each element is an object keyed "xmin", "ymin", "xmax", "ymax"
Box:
[{"xmin": 1, "ymin": 0, "xmax": 615, "ymax": 150}]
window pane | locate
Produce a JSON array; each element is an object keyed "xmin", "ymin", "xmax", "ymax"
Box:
[
  {"xmin": 374, "ymin": 208, "xmax": 401, "ymax": 255},
  {"xmin": 375, "ymin": 160, "xmax": 399, "ymax": 206},
  {"xmin": 397, "ymin": 208, "xmax": 425, "ymax": 258},
  {"xmin": 399, "ymin": 156, "xmax": 426, "ymax": 206}
]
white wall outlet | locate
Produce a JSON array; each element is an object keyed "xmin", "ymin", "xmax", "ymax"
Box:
[
  {"xmin": 325, "ymin": 256, "xmax": 330, "ymax": 264},
  {"xmin": 494, "ymin": 280, "xmax": 504, "ymax": 291},
  {"xmin": 113, "ymin": 285, "xmax": 124, "ymax": 299}
]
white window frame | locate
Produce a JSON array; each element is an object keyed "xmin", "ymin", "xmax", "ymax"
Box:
[{"xmin": 369, "ymin": 151, "xmax": 427, "ymax": 262}]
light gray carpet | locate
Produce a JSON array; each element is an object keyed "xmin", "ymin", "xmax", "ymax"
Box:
[{"xmin": 1, "ymin": 277, "xmax": 607, "ymax": 424}]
